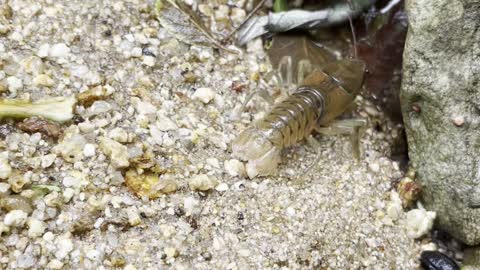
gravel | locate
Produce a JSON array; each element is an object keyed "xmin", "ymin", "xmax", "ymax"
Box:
[{"xmin": 0, "ymin": 0, "xmax": 429, "ymax": 269}]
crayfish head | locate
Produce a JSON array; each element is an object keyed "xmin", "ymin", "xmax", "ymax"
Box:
[
  {"xmin": 231, "ymin": 126, "xmax": 281, "ymax": 178},
  {"xmin": 232, "ymin": 126, "xmax": 274, "ymax": 161}
]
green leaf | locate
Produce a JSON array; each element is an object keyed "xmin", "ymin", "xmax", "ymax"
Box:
[{"xmin": 273, "ymin": 0, "xmax": 288, "ymax": 12}]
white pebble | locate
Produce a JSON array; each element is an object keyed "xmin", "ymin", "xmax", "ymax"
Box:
[
  {"xmin": 192, "ymin": 87, "xmax": 215, "ymax": 104},
  {"xmin": 386, "ymin": 191, "xmax": 403, "ymax": 221},
  {"xmin": 108, "ymin": 127, "xmax": 129, "ymax": 143},
  {"xmin": 132, "ymin": 98, "xmax": 157, "ymax": 115},
  {"xmin": 78, "ymin": 121, "xmax": 95, "ymax": 133},
  {"xmin": 41, "ymin": 154, "xmax": 56, "ymax": 168},
  {"xmin": 83, "ymin": 144, "xmax": 96, "ymax": 157},
  {"xmin": 27, "ymin": 218, "xmax": 46, "ymax": 238},
  {"xmin": 63, "ymin": 175, "xmax": 81, "ymax": 188},
  {"xmin": 149, "ymin": 124, "xmax": 163, "ymax": 145},
  {"xmin": 0, "ymin": 152, "xmax": 12, "ymax": 179},
  {"xmin": 131, "ymin": 47, "xmax": 142, "ymax": 58},
  {"xmin": 7, "ymin": 76, "xmax": 23, "ymax": 92},
  {"xmin": 33, "ymin": 74, "xmax": 55, "ymax": 87},
  {"xmin": 188, "ymin": 174, "xmax": 218, "ymax": 191},
  {"xmin": 368, "ymin": 162, "xmax": 380, "ymax": 173},
  {"xmin": 86, "ymin": 249, "xmax": 102, "ymax": 261},
  {"xmin": 215, "ymin": 183, "xmax": 229, "ymax": 192},
  {"xmin": 286, "ymin": 207, "xmax": 296, "ymax": 217},
  {"xmin": 62, "ymin": 188, "xmax": 75, "ymax": 202},
  {"xmin": 124, "ymin": 264, "xmax": 137, "ymax": 270},
  {"xmin": 126, "ymin": 207, "xmax": 141, "ymax": 226},
  {"xmin": 0, "ymin": 183, "xmax": 10, "ymax": 193},
  {"xmin": 49, "ymin": 43, "xmax": 71, "ymax": 58},
  {"xmin": 4, "ymin": 210, "xmax": 28, "ymax": 227},
  {"xmin": 421, "ymin": 242, "xmax": 438, "ymax": 252},
  {"xmin": 214, "ymin": 5, "xmax": 230, "ymax": 21},
  {"xmin": 405, "ymin": 206, "xmax": 436, "ymax": 239},
  {"xmin": 231, "ymin": 8, "xmax": 246, "ymax": 24},
  {"xmin": 47, "ymin": 259, "xmax": 64, "ymax": 269},
  {"xmin": 142, "ymin": 56, "xmax": 155, "ymax": 67},
  {"xmin": 55, "ymin": 238, "xmax": 74, "ymax": 259},
  {"xmin": 37, "ymin": 44, "xmax": 50, "ymax": 58},
  {"xmin": 43, "ymin": 231, "xmax": 55, "ymax": 242},
  {"xmin": 98, "ymin": 137, "xmax": 130, "ymax": 168},
  {"xmin": 238, "ymin": 249, "xmax": 250, "ymax": 257},
  {"xmin": 206, "ymin": 158, "xmax": 220, "ymax": 169},
  {"xmin": 224, "ymin": 159, "xmax": 246, "ymax": 177},
  {"xmin": 183, "ymin": 196, "xmax": 199, "ymax": 216},
  {"xmin": 164, "ymin": 247, "xmax": 178, "ymax": 258},
  {"xmin": 160, "ymin": 224, "xmax": 176, "ymax": 238},
  {"xmin": 156, "ymin": 114, "xmax": 177, "ymax": 131}
]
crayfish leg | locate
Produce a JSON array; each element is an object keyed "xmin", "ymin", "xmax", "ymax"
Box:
[
  {"xmin": 297, "ymin": 59, "xmax": 314, "ymax": 86},
  {"xmin": 314, "ymin": 118, "xmax": 367, "ymax": 160},
  {"xmin": 277, "ymin": 55, "xmax": 293, "ymax": 87}
]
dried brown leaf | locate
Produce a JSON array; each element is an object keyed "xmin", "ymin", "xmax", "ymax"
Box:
[{"xmin": 17, "ymin": 117, "xmax": 62, "ymax": 139}]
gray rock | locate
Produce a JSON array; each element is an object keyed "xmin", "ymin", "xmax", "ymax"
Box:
[{"xmin": 401, "ymin": 0, "xmax": 480, "ymax": 245}]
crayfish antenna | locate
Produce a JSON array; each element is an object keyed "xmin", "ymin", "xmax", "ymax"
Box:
[{"xmin": 347, "ymin": 0, "xmax": 358, "ymax": 58}]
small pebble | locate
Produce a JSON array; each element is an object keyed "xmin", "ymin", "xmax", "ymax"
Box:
[
  {"xmin": 98, "ymin": 137, "xmax": 130, "ymax": 168},
  {"xmin": 215, "ymin": 183, "xmax": 229, "ymax": 192},
  {"xmin": 183, "ymin": 196, "xmax": 199, "ymax": 216},
  {"xmin": 386, "ymin": 191, "xmax": 403, "ymax": 221},
  {"xmin": 41, "ymin": 154, "xmax": 56, "ymax": 168},
  {"xmin": 83, "ymin": 144, "xmax": 96, "ymax": 157},
  {"xmin": 49, "ymin": 43, "xmax": 70, "ymax": 58},
  {"xmin": 231, "ymin": 8, "xmax": 246, "ymax": 24},
  {"xmin": 142, "ymin": 56, "xmax": 155, "ymax": 67},
  {"xmin": 55, "ymin": 238, "xmax": 74, "ymax": 259},
  {"xmin": 126, "ymin": 207, "xmax": 141, "ymax": 226},
  {"xmin": 164, "ymin": 247, "xmax": 178, "ymax": 258},
  {"xmin": 7, "ymin": 76, "xmax": 23, "ymax": 93},
  {"xmin": 369, "ymin": 162, "xmax": 380, "ymax": 173},
  {"xmin": 405, "ymin": 206, "xmax": 436, "ymax": 239},
  {"xmin": 37, "ymin": 44, "xmax": 50, "ymax": 58},
  {"xmin": 108, "ymin": 127, "xmax": 129, "ymax": 143},
  {"xmin": 188, "ymin": 174, "xmax": 218, "ymax": 191},
  {"xmin": 192, "ymin": 88, "xmax": 215, "ymax": 104},
  {"xmin": 33, "ymin": 74, "xmax": 55, "ymax": 87},
  {"xmin": 156, "ymin": 114, "xmax": 177, "ymax": 131},
  {"xmin": 27, "ymin": 218, "xmax": 46, "ymax": 238},
  {"xmin": 123, "ymin": 265, "xmax": 137, "ymax": 270},
  {"xmin": 47, "ymin": 259, "xmax": 64, "ymax": 270},
  {"xmin": 421, "ymin": 242, "xmax": 438, "ymax": 251},
  {"xmin": 224, "ymin": 159, "xmax": 246, "ymax": 177},
  {"xmin": 0, "ymin": 152, "xmax": 12, "ymax": 179},
  {"xmin": 451, "ymin": 115, "xmax": 465, "ymax": 127},
  {"xmin": 214, "ymin": 5, "xmax": 230, "ymax": 21},
  {"xmin": 206, "ymin": 158, "xmax": 220, "ymax": 169},
  {"xmin": 131, "ymin": 47, "xmax": 142, "ymax": 58},
  {"xmin": 4, "ymin": 210, "xmax": 28, "ymax": 227}
]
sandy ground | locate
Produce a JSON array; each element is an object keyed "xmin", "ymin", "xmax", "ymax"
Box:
[{"xmin": 0, "ymin": 0, "xmax": 426, "ymax": 269}]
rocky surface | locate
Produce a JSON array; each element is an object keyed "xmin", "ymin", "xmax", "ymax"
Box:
[
  {"xmin": 401, "ymin": 0, "xmax": 480, "ymax": 245},
  {"xmin": 0, "ymin": 0, "xmax": 434, "ymax": 269}
]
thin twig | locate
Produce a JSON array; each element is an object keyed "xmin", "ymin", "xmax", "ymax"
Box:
[{"xmin": 222, "ymin": 0, "xmax": 268, "ymax": 42}]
